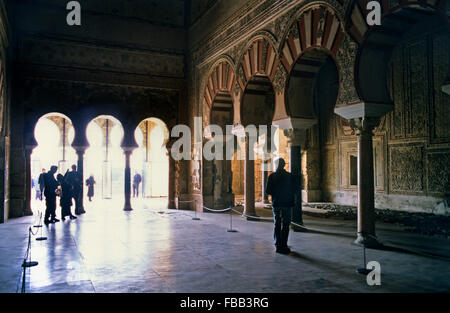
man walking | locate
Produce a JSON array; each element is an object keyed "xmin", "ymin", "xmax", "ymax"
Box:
[
  {"xmin": 43, "ymin": 166, "xmax": 59, "ymax": 225},
  {"xmin": 265, "ymin": 158, "xmax": 299, "ymax": 254},
  {"xmin": 133, "ymin": 172, "xmax": 142, "ymax": 198}
]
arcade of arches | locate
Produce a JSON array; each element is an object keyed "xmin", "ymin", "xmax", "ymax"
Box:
[{"xmin": 0, "ymin": 0, "xmax": 448, "ymax": 253}]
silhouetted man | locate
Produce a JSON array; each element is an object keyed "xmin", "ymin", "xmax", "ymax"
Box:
[
  {"xmin": 265, "ymin": 158, "xmax": 299, "ymax": 254},
  {"xmin": 38, "ymin": 168, "xmax": 46, "ymax": 201},
  {"xmin": 133, "ymin": 173, "xmax": 142, "ymax": 197},
  {"xmin": 43, "ymin": 166, "xmax": 59, "ymax": 225},
  {"xmin": 66, "ymin": 164, "xmax": 84, "ymax": 214}
]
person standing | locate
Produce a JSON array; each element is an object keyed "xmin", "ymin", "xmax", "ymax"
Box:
[
  {"xmin": 66, "ymin": 164, "xmax": 84, "ymax": 215},
  {"xmin": 265, "ymin": 158, "xmax": 299, "ymax": 254},
  {"xmin": 38, "ymin": 168, "xmax": 46, "ymax": 201},
  {"xmin": 86, "ymin": 175, "xmax": 95, "ymax": 202},
  {"xmin": 43, "ymin": 166, "xmax": 59, "ymax": 225},
  {"xmin": 133, "ymin": 173, "xmax": 142, "ymax": 198},
  {"xmin": 57, "ymin": 173, "xmax": 77, "ymax": 221}
]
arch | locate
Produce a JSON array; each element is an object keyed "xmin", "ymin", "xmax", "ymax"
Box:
[
  {"xmin": 278, "ymin": 4, "xmax": 345, "ymax": 125},
  {"xmin": 133, "ymin": 117, "xmax": 170, "ymax": 199},
  {"xmin": 203, "ymin": 58, "xmax": 236, "ymax": 109},
  {"xmin": 347, "ymin": 0, "xmax": 449, "ymax": 105},
  {"xmin": 236, "ymin": 35, "xmax": 279, "ymax": 93},
  {"xmin": 31, "ymin": 112, "xmax": 75, "ymax": 148},
  {"xmin": 280, "ymin": 4, "xmax": 345, "ymax": 73},
  {"xmin": 134, "ymin": 117, "xmax": 170, "ymax": 148}
]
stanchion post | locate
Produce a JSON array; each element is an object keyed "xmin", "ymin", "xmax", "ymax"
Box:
[
  {"xmin": 227, "ymin": 207, "xmax": 237, "ymax": 233},
  {"xmin": 356, "ymin": 245, "xmax": 370, "ymax": 275},
  {"xmin": 192, "ymin": 199, "xmax": 200, "ymax": 220},
  {"xmin": 36, "ymin": 212, "xmax": 47, "ymax": 241},
  {"xmin": 22, "ymin": 227, "xmax": 38, "ymax": 268}
]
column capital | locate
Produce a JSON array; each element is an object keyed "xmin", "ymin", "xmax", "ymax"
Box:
[
  {"xmin": 349, "ymin": 117, "xmax": 380, "ymax": 137},
  {"xmin": 283, "ymin": 128, "xmax": 307, "ymax": 147}
]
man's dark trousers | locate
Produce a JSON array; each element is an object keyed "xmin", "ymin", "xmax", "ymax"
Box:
[
  {"xmin": 44, "ymin": 195, "xmax": 56, "ymax": 222},
  {"xmin": 272, "ymin": 206, "xmax": 292, "ymax": 248}
]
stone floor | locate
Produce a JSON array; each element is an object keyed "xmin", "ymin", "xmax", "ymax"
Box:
[{"xmin": 1, "ymin": 197, "xmax": 450, "ymax": 293}]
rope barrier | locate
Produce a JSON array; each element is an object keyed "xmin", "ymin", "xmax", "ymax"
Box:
[{"xmin": 202, "ymin": 206, "xmax": 232, "ymax": 213}]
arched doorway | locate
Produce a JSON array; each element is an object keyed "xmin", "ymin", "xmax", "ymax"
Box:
[
  {"xmin": 31, "ymin": 113, "xmax": 76, "ymax": 207},
  {"xmin": 132, "ymin": 117, "xmax": 170, "ymax": 203},
  {"xmin": 286, "ymin": 48, "xmax": 339, "ymax": 203},
  {"xmin": 85, "ymin": 115, "xmax": 124, "ymax": 201},
  {"xmin": 240, "ymin": 75, "xmax": 275, "ymax": 217}
]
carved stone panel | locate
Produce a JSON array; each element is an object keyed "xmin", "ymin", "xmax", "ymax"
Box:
[
  {"xmin": 427, "ymin": 152, "xmax": 450, "ymax": 194},
  {"xmin": 389, "ymin": 145, "xmax": 424, "ymax": 193}
]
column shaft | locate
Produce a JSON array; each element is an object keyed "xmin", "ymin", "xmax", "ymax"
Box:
[
  {"xmin": 350, "ymin": 117, "xmax": 380, "ymax": 247},
  {"xmin": 357, "ymin": 130, "xmax": 375, "ymax": 236},
  {"xmin": 75, "ymin": 149, "xmax": 86, "ymax": 214},
  {"xmin": 244, "ymin": 138, "xmax": 256, "ymax": 218},
  {"xmin": 24, "ymin": 149, "xmax": 33, "ymax": 216},
  {"xmin": 124, "ymin": 151, "xmax": 132, "ymax": 211},
  {"xmin": 289, "ymin": 145, "xmax": 303, "ymax": 225}
]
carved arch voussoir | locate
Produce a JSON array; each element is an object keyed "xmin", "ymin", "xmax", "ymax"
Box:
[
  {"xmin": 280, "ymin": 2, "xmax": 346, "ymax": 73},
  {"xmin": 235, "ymin": 32, "xmax": 280, "ymax": 93},
  {"xmin": 202, "ymin": 56, "xmax": 237, "ymax": 110}
]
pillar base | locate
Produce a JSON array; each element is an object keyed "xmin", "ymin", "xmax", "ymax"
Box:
[
  {"xmin": 354, "ymin": 233, "xmax": 382, "ymax": 248},
  {"xmin": 123, "ymin": 206, "xmax": 133, "ymax": 211}
]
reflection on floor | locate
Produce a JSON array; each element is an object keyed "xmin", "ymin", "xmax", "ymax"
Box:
[{"xmin": 1, "ymin": 197, "xmax": 449, "ymax": 293}]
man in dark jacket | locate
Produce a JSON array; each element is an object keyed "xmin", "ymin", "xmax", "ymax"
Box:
[
  {"xmin": 66, "ymin": 164, "xmax": 84, "ymax": 214},
  {"xmin": 43, "ymin": 166, "xmax": 59, "ymax": 225},
  {"xmin": 133, "ymin": 173, "xmax": 142, "ymax": 198},
  {"xmin": 265, "ymin": 158, "xmax": 299, "ymax": 254},
  {"xmin": 38, "ymin": 168, "xmax": 46, "ymax": 201}
]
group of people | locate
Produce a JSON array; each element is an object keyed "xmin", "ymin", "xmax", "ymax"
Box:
[{"xmin": 36, "ymin": 164, "xmax": 94, "ymax": 225}]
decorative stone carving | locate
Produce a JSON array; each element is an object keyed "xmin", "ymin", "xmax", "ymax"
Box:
[{"xmin": 336, "ymin": 34, "xmax": 360, "ymax": 106}]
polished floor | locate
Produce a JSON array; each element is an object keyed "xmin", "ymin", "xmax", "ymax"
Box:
[{"xmin": 1, "ymin": 197, "xmax": 449, "ymax": 293}]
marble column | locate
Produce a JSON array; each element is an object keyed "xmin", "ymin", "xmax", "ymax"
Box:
[
  {"xmin": 23, "ymin": 147, "xmax": 35, "ymax": 216},
  {"xmin": 74, "ymin": 147, "xmax": 86, "ymax": 214},
  {"xmin": 123, "ymin": 149, "xmax": 133, "ymax": 211},
  {"xmin": 350, "ymin": 117, "xmax": 380, "ymax": 247},
  {"xmin": 244, "ymin": 136, "xmax": 257, "ymax": 219}
]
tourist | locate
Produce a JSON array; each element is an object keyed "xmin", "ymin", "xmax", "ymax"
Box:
[{"xmin": 265, "ymin": 158, "xmax": 299, "ymax": 254}]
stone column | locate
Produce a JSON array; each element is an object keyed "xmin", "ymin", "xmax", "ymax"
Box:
[
  {"xmin": 244, "ymin": 136, "xmax": 257, "ymax": 220},
  {"xmin": 123, "ymin": 148, "xmax": 134, "ymax": 211},
  {"xmin": 350, "ymin": 117, "xmax": 380, "ymax": 247},
  {"xmin": 74, "ymin": 147, "xmax": 86, "ymax": 214},
  {"xmin": 284, "ymin": 129, "xmax": 307, "ymax": 231},
  {"xmin": 23, "ymin": 146, "xmax": 35, "ymax": 216}
]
